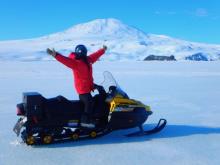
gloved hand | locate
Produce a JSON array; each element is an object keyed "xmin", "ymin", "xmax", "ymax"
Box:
[
  {"xmin": 94, "ymin": 84, "xmax": 106, "ymax": 96},
  {"xmin": 103, "ymin": 45, "xmax": 107, "ymax": 51},
  {"xmin": 46, "ymin": 48, "xmax": 57, "ymax": 57}
]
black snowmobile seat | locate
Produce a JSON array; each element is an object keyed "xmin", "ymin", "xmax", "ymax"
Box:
[
  {"xmin": 24, "ymin": 91, "xmax": 109, "ymax": 123},
  {"xmin": 43, "ymin": 95, "xmax": 84, "ymax": 120}
]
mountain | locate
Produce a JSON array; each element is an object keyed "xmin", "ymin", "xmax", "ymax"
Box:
[{"xmin": 0, "ymin": 18, "xmax": 220, "ymax": 61}]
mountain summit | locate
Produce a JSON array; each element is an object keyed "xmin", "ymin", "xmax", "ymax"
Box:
[
  {"xmin": 0, "ymin": 18, "xmax": 220, "ymax": 61},
  {"xmin": 45, "ymin": 18, "xmax": 148, "ymax": 41}
]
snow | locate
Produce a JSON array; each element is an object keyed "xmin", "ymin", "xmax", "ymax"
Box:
[
  {"xmin": 0, "ymin": 60, "xmax": 220, "ymax": 165},
  {"xmin": 0, "ymin": 18, "xmax": 220, "ymax": 61}
]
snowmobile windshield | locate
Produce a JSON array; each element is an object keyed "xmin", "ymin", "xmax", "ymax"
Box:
[{"xmin": 101, "ymin": 71, "xmax": 129, "ymax": 100}]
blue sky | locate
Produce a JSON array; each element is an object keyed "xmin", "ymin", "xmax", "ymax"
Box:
[{"xmin": 0, "ymin": 0, "xmax": 220, "ymax": 44}]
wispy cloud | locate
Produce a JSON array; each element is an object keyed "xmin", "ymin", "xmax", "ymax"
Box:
[
  {"xmin": 154, "ymin": 11, "xmax": 161, "ymax": 15},
  {"xmin": 195, "ymin": 8, "xmax": 208, "ymax": 17},
  {"xmin": 167, "ymin": 11, "xmax": 176, "ymax": 15},
  {"xmin": 154, "ymin": 8, "xmax": 214, "ymax": 19},
  {"xmin": 191, "ymin": 8, "xmax": 219, "ymax": 20},
  {"xmin": 211, "ymin": 16, "xmax": 220, "ymax": 20},
  {"xmin": 154, "ymin": 11, "xmax": 177, "ymax": 15}
]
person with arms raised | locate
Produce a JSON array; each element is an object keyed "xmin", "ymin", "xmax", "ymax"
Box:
[{"xmin": 47, "ymin": 44, "xmax": 107, "ymax": 128}]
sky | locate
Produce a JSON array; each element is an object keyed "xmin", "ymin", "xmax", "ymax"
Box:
[{"xmin": 0, "ymin": 0, "xmax": 220, "ymax": 44}]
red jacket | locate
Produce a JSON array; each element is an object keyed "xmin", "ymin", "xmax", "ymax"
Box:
[{"xmin": 55, "ymin": 48, "xmax": 105, "ymax": 94}]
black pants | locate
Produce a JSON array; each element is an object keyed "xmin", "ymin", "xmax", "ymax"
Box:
[{"xmin": 79, "ymin": 93, "xmax": 93, "ymax": 117}]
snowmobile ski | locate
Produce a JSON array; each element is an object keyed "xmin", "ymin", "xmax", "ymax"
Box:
[{"xmin": 126, "ymin": 119, "xmax": 167, "ymax": 137}]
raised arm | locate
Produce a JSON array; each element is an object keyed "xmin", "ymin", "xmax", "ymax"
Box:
[
  {"xmin": 55, "ymin": 53, "xmax": 77, "ymax": 69},
  {"xmin": 47, "ymin": 48, "xmax": 76, "ymax": 69},
  {"xmin": 88, "ymin": 45, "xmax": 107, "ymax": 64}
]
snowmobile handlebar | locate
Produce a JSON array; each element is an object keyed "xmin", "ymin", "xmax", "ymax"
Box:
[{"xmin": 94, "ymin": 84, "xmax": 107, "ymax": 97}]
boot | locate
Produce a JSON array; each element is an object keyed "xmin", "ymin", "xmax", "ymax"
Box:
[{"xmin": 80, "ymin": 114, "xmax": 95, "ymax": 128}]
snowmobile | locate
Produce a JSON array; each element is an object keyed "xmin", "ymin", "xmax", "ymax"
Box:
[{"xmin": 13, "ymin": 71, "xmax": 167, "ymax": 145}]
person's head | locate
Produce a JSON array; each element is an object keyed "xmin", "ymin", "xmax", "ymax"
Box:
[{"xmin": 75, "ymin": 44, "xmax": 87, "ymax": 60}]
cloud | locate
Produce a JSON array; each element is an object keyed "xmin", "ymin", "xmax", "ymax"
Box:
[
  {"xmin": 154, "ymin": 11, "xmax": 161, "ymax": 15},
  {"xmin": 167, "ymin": 11, "xmax": 176, "ymax": 15},
  {"xmin": 211, "ymin": 16, "xmax": 219, "ymax": 20},
  {"xmin": 154, "ymin": 11, "xmax": 176, "ymax": 15},
  {"xmin": 195, "ymin": 8, "xmax": 208, "ymax": 17}
]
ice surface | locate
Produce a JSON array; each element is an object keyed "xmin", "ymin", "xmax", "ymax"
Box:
[{"xmin": 0, "ymin": 60, "xmax": 220, "ymax": 165}]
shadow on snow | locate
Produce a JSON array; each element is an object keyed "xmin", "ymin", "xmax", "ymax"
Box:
[{"xmin": 36, "ymin": 124, "xmax": 220, "ymax": 148}]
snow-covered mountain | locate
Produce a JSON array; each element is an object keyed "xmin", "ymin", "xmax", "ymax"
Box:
[{"xmin": 0, "ymin": 18, "xmax": 220, "ymax": 61}]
